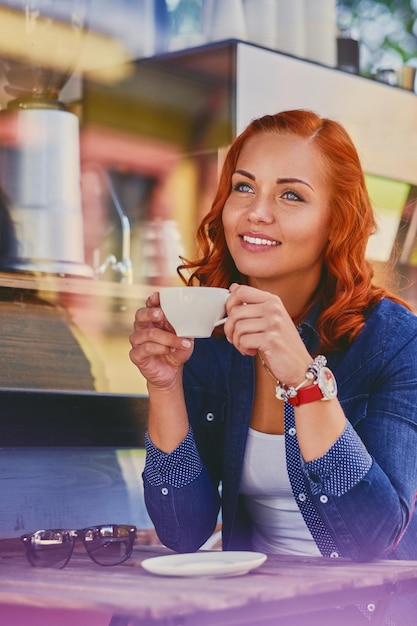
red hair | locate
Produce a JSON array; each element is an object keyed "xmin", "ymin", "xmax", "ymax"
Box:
[{"xmin": 178, "ymin": 109, "xmax": 412, "ymax": 351}]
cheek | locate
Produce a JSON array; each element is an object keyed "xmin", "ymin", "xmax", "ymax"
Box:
[{"xmin": 287, "ymin": 217, "xmax": 330, "ymax": 254}]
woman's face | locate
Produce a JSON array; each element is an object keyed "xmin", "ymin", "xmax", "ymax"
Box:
[{"xmin": 222, "ymin": 131, "xmax": 332, "ymax": 295}]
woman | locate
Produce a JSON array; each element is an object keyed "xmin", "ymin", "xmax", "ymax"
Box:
[{"xmin": 129, "ymin": 110, "xmax": 417, "ymax": 572}]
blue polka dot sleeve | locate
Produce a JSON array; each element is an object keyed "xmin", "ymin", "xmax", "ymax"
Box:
[
  {"xmin": 301, "ymin": 421, "xmax": 373, "ymax": 496},
  {"xmin": 144, "ymin": 427, "xmax": 203, "ymax": 487}
]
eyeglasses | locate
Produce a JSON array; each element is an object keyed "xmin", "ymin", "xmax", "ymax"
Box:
[{"xmin": 21, "ymin": 524, "xmax": 137, "ymax": 569}]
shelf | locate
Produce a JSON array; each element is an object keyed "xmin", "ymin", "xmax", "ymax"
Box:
[{"xmin": 0, "ymin": 271, "xmax": 153, "ymax": 301}]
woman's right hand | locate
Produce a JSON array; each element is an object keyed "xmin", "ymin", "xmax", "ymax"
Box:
[{"xmin": 129, "ymin": 291, "xmax": 194, "ymax": 391}]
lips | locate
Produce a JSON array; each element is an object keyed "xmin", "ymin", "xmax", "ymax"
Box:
[{"xmin": 241, "ymin": 234, "xmax": 280, "ymax": 247}]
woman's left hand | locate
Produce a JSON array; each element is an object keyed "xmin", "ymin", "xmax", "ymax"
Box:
[{"xmin": 224, "ymin": 283, "xmax": 313, "ymax": 388}]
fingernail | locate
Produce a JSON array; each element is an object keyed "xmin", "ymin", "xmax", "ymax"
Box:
[{"xmin": 181, "ymin": 339, "xmax": 192, "ymax": 348}]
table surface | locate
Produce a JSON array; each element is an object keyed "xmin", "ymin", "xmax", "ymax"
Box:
[{"xmin": 1, "ymin": 539, "xmax": 417, "ymax": 625}]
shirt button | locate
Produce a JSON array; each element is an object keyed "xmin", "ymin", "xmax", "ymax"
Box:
[
  {"xmin": 367, "ymin": 603, "xmax": 376, "ymax": 613},
  {"xmin": 320, "ymin": 495, "xmax": 328, "ymax": 503},
  {"xmin": 330, "ymin": 551, "xmax": 339, "ymax": 558},
  {"xmin": 161, "ymin": 487, "xmax": 169, "ymax": 496},
  {"xmin": 288, "ymin": 427, "xmax": 296, "ymax": 436},
  {"xmin": 298, "ymin": 493, "xmax": 306, "ymax": 502},
  {"xmin": 206, "ymin": 412, "xmax": 214, "ymax": 422}
]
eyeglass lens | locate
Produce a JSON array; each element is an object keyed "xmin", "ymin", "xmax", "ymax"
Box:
[
  {"xmin": 22, "ymin": 529, "xmax": 75, "ymax": 568},
  {"xmin": 21, "ymin": 525, "xmax": 136, "ymax": 568},
  {"xmin": 82, "ymin": 525, "xmax": 135, "ymax": 565}
]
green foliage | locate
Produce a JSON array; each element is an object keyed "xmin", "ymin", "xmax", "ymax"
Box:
[{"xmin": 338, "ymin": 0, "xmax": 417, "ymax": 72}]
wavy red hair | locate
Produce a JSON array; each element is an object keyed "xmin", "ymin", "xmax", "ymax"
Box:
[{"xmin": 178, "ymin": 109, "xmax": 412, "ymax": 351}]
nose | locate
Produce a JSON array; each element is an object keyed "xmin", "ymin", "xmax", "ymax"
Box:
[{"xmin": 246, "ymin": 194, "xmax": 274, "ymax": 224}]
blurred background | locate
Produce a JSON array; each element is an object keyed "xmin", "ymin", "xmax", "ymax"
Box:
[
  {"xmin": 0, "ymin": 0, "xmax": 416, "ymax": 537},
  {"xmin": 0, "ymin": 0, "xmax": 416, "ymax": 395}
]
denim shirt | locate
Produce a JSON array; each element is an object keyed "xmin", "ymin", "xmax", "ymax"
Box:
[{"xmin": 143, "ymin": 297, "xmax": 417, "ymax": 562}]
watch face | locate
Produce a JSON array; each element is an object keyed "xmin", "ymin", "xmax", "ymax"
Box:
[{"xmin": 318, "ymin": 367, "xmax": 338, "ymax": 400}]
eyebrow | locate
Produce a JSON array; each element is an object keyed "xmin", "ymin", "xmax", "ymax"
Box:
[{"xmin": 234, "ymin": 169, "xmax": 314, "ymax": 191}]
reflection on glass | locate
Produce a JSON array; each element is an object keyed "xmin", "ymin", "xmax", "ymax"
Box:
[{"xmin": 0, "ymin": 0, "xmax": 90, "ymax": 108}]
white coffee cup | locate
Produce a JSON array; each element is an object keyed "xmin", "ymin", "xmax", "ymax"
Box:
[{"xmin": 159, "ymin": 286, "xmax": 229, "ymax": 338}]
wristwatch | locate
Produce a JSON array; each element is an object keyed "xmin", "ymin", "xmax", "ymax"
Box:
[{"xmin": 288, "ymin": 366, "xmax": 337, "ymax": 407}]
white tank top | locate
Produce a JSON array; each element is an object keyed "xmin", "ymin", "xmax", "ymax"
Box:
[{"xmin": 240, "ymin": 428, "xmax": 321, "ymax": 556}]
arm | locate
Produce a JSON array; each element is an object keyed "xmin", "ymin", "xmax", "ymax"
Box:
[
  {"xmin": 129, "ymin": 292, "xmax": 220, "ymax": 550},
  {"xmin": 301, "ymin": 312, "xmax": 417, "ymax": 560},
  {"xmin": 143, "ymin": 428, "xmax": 220, "ymax": 552},
  {"xmin": 224, "ymin": 283, "xmax": 347, "ymax": 458},
  {"xmin": 224, "ymin": 285, "xmax": 417, "ymax": 560},
  {"xmin": 129, "ymin": 291, "xmax": 192, "ymax": 452}
]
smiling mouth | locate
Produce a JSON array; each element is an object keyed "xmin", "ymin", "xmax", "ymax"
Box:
[{"xmin": 242, "ymin": 235, "xmax": 280, "ymax": 246}]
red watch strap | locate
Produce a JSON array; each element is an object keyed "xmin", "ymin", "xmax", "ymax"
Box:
[{"xmin": 287, "ymin": 383, "xmax": 324, "ymax": 407}]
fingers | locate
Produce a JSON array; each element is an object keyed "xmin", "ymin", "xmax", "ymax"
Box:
[
  {"xmin": 133, "ymin": 304, "xmax": 163, "ymax": 330},
  {"xmin": 145, "ymin": 290, "xmax": 160, "ymax": 307},
  {"xmin": 224, "ymin": 284, "xmax": 288, "ymax": 356},
  {"xmin": 225, "ymin": 285, "xmax": 312, "ymax": 384},
  {"xmin": 133, "ymin": 291, "xmax": 172, "ymax": 334},
  {"xmin": 130, "ymin": 318, "xmax": 193, "ymax": 358},
  {"xmin": 129, "ymin": 290, "xmax": 195, "ymax": 389},
  {"xmin": 225, "ymin": 284, "xmax": 280, "ymax": 325},
  {"xmin": 129, "ymin": 324, "xmax": 176, "ymax": 352},
  {"xmin": 129, "ymin": 291, "xmax": 193, "ymax": 364},
  {"xmin": 129, "ymin": 323, "xmax": 194, "ymax": 389},
  {"xmin": 224, "ymin": 318, "xmax": 264, "ymax": 358},
  {"xmin": 227, "ymin": 283, "xmax": 271, "ymax": 306}
]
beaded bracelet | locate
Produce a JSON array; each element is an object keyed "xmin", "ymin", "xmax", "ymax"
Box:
[{"xmin": 258, "ymin": 352, "xmax": 328, "ymax": 402}]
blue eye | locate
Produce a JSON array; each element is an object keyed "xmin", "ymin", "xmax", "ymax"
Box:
[
  {"xmin": 283, "ymin": 190, "xmax": 303, "ymax": 201},
  {"xmin": 233, "ymin": 181, "xmax": 253, "ymax": 193}
]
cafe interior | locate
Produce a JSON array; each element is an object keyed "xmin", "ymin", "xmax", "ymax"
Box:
[{"xmin": 0, "ymin": 1, "xmax": 417, "ymax": 624}]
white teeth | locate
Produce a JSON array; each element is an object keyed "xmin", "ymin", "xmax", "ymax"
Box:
[{"xmin": 243, "ymin": 235, "xmax": 278, "ymax": 246}]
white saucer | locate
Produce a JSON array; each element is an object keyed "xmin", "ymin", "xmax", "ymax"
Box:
[{"xmin": 141, "ymin": 551, "xmax": 267, "ymax": 578}]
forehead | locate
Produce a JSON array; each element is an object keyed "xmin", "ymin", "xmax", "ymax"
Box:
[{"xmin": 237, "ymin": 131, "xmax": 326, "ymax": 180}]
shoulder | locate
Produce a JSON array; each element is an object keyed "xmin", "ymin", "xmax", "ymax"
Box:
[
  {"xmin": 345, "ymin": 297, "xmax": 417, "ymax": 369},
  {"xmin": 332, "ymin": 298, "xmax": 417, "ymax": 404},
  {"xmin": 364, "ymin": 298, "xmax": 417, "ymax": 338},
  {"xmin": 329, "ymin": 298, "xmax": 417, "ymax": 375},
  {"xmin": 370, "ymin": 296, "xmax": 416, "ymax": 319}
]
